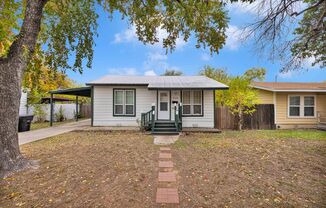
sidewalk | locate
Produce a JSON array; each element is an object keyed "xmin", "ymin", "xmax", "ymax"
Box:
[{"xmin": 18, "ymin": 119, "xmax": 91, "ymax": 145}]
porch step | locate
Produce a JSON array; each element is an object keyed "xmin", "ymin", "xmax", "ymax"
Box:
[
  {"xmin": 152, "ymin": 121, "xmax": 178, "ymax": 135},
  {"xmin": 155, "ymin": 123, "xmax": 176, "ymax": 128},
  {"xmin": 153, "ymin": 127, "xmax": 177, "ymax": 132}
]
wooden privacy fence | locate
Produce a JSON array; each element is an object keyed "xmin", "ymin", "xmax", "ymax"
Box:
[
  {"xmin": 215, "ymin": 104, "xmax": 275, "ymax": 130},
  {"xmin": 80, "ymin": 104, "xmax": 91, "ymax": 118}
]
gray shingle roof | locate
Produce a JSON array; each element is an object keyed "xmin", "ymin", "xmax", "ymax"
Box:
[{"xmin": 86, "ymin": 75, "xmax": 228, "ymax": 89}]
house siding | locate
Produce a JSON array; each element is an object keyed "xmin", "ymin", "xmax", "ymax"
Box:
[
  {"xmin": 182, "ymin": 90, "xmax": 214, "ymax": 128},
  {"xmin": 93, "ymin": 86, "xmax": 215, "ymax": 128},
  {"xmin": 93, "ymin": 85, "xmax": 156, "ymax": 126},
  {"xmin": 257, "ymin": 89, "xmax": 274, "ymax": 104},
  {"xmin": 275, "ymin": 92, "xmax": 326, "ymax": 129}
]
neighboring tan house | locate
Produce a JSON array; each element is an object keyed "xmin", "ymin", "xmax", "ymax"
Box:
[
  {"xmin": 252, "ymin": 82, "xmax": 326, "ymax": 129},
  {"xmin": 86, "ymin": 76, "xmax": 228, "ymax": 134}
]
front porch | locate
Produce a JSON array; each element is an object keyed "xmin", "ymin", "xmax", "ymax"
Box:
[{"xmin": 141, "ymin": 103, "xmax": 182, "ymax": 135}]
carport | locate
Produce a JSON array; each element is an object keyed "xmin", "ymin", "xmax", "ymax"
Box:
[{"xmin": 49, "ymin": 87, "xmax": 92, "ymax": 126}]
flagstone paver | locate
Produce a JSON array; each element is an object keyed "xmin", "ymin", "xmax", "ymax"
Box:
[
  {"xmin": 159, "ymin": 161, "xmax": 174, "ymax": 168},
  {"xmin": 156, "ymin": 145, "xmax": 179, "ymax": 205},
  {"xmin": 156, "ymin": 188, "xmax": 179, "ymax": 204},
  {"xmin": 158, "ymin": 172, "xmax": 176, "ymax": 182},
  {"xmin": 159, "ymin": 152, "xmax": 172, "ymax": 159},
  {"xmin": 160, "ymin": 147, "xmax": 171, "ymax": 151}
]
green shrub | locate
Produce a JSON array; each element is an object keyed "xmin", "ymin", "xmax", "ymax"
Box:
[
  {"xmin": 33, "ymin": 104, "xmax": 47, "ymax": 122},
  {"xmin": 55, "ymin": 106, "xmax": 65, "ymax": 122}
]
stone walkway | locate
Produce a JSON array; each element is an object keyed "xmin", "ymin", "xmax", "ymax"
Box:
[
  {"xmin": 156, "ymin": 146, "xmax": 180, "ymax": 205},
  {"xmin": 18, "ymin": 119, "xmax": 91, "ymax": 145}
]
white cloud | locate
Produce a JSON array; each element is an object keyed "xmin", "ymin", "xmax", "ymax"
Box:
[
  {"xmin": 113, "ymin": 25, "xmax": 187, "ymax": 50},
  {"xmin": 148, "ymin": 51, "xmax": 167, "ymax": 62},
  {"xmin": 113, "ymin": 25, "xmax": 137, "ymax": 43},
  {"xmin": 201, "ymin": 53, "xmax": 211, "ymax": 61},
  {"xmin": 225, "ymin": 25, "xmax": 249, "ymax": 50},
  {"xmin": 108, "ymin": 67, "xmax": 138, "ymax": 75},
  {"xmin": 150, "ymin": 27, "xmax": 187, "ymax": 50},
  {"xmin": 144, "ymin": 70, "xmax": 157, "ymax": 76}
]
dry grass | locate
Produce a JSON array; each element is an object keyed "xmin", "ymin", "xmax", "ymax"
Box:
[
  {"xmin": 1, "ymin": 131, "xmax": 158, "ymax": 208},
  {"xmin": 173, "ymin": 130, "xmax": 326, "ymax": 208},
  {"xmin": 1, "ymin": 130, "xmax": 325, "ymax": 208}
]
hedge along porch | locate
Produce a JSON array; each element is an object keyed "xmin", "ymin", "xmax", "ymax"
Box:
[
  {"xmin": 86, "ymin": 75, "xmax": 228, "ymax": 134},
  {"xmin": 49, "ymin": 87, "xmax": 92, "ymax": 126}
]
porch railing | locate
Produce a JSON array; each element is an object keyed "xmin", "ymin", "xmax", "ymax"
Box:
[
  {"xmin": 174, "ymin": 103, "xmax": 183, "ymax": 131},
  {"xmin": 141, "ymin": 105, "xmax": 155, "ymax": 131}
]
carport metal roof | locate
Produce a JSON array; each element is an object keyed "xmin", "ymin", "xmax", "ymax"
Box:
[{"xmin": 49, "ymin": 87, "xmax": 91, "ymax": 97}]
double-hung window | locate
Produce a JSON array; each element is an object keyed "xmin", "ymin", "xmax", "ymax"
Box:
[
  {"xmin": 182, "ymin": 90, "xmax": 203, "ymax": 116},
  {"xmin": 113, "ymin": 89, "xmax": 135, "ymax": 116},
  {"xmin": 288, "ymin": 95, "xmax": 315, "ymax": 117}
]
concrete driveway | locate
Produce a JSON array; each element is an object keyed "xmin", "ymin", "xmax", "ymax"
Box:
[{"xmin": 18, "ymin": 119, "xmax": 91, "ymax": 145}]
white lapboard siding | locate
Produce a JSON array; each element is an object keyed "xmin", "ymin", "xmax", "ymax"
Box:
[
  {"xmin": 182, "ymin": 90, "xmax": 214, "ymax": 128},
  {"xmin": 19, "ymin": 91, "xmax": 28, "ymax": 115},
  {"xmin": 93, "ymin": 85, "xmax": 156, "ymax": 126}
]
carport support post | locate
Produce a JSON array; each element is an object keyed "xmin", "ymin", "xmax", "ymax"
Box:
[
  {"xmin": 75, "ymin": 96, "xmax": 79, "ymax": 121},
  {"xmin": 50, "ymin": 93, "xmax": 54, "ymax": 126}
]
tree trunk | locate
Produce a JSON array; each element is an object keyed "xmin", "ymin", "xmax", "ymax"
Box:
[
  {"xmin": 0, "ymin": 0, "xmax": 47, "ymax": 177},
  {"xmin": 238, "ymin": 110, "xmax": 243, "ymax": 131}
]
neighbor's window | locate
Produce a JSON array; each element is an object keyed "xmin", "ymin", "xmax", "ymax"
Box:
[
  {"xmin": 182, "ymin": 90, "xmax": 203, "ymax": 116},
  {"xmin": 113, "ymin": 89, "xmax": 135, "ymax": 116},
  {"xmin": 288, "ymin": 95, "xmax": 315, "ymax": 117},
  {"xmin": 304, "ymin": 96, "xmax": 315, "ymax": 116},
  {"xmin": 289, "ymin": 96, "xmax": 300, "ymax": 116}
]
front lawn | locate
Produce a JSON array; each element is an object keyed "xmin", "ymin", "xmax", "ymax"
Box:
[
  {"xmin": 1, "ymin": 131, "xmax": 158, "ymax": 208},
  {"xmin": 1, "ymin": 130, "xmax": 325, "ymax": 207},
  {"xmin": 173, "ymin": 130, "xmax": 326, "ymax": 207}
]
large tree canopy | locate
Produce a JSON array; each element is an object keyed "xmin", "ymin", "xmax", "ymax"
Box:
[{"xmin": 1, "ymin": 0, "xmax": 229, "ymax": 73}]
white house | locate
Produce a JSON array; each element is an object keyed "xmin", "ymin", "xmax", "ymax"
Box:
[{"xmin": 86, "ymin": 75, "xmax": 228, "ymax": 134}]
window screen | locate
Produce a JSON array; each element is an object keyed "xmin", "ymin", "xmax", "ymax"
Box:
[
  {"xmin": 113, "ymin": 89, "xmax": 135, "ymax": 116},
  {"xmin": 182, "ymin": 90, "xmax": 202, "ymax": 116}
]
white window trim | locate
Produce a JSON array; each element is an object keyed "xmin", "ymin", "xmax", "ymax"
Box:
[
  {"xmin": 182, "ymin": 90, "xmax": 203, "ymax": 116},
  {"xmin": 113, "ymin": 89, "xmax": 135, "ymax": 116},
  {"xmin": 287, "ymin": 95, "xmax": 316, "ymax": 118}
]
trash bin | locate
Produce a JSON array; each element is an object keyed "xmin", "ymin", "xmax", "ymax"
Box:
[{"xmin": 18, "ymin": 115, "xmax": 34, "ymax": 132}]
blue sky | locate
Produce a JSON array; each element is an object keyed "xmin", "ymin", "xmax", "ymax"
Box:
[{"xmin": 67, "ymin": 2, "xmax": 325, "ymax": 84}]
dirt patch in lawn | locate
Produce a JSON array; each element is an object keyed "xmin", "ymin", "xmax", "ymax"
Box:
[
  {"xmin": 0, "ymin": 131, "xmax": 159, "ymax": 208},
  {"xmin": 173, "ymin": 131, "xmax": 326, "ymax": 208}
]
